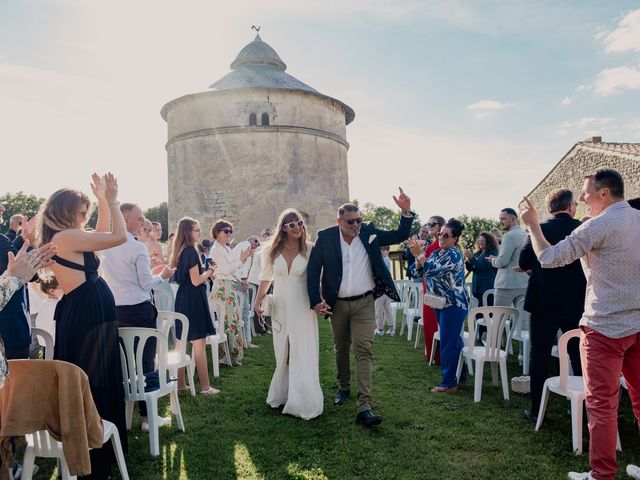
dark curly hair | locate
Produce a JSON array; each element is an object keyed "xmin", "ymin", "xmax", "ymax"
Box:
[{"xmin": 445, "ymin": 218, "xmax": 465, "ymax": 240}]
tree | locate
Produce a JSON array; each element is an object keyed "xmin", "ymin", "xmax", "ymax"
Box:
[
  {"xmin": 456, "ymin": 214, "xmax": 500, "ymax": 250},
  {"xmin": 144, "ymin": 202, "xmax": 168, "ymax": 241},
  {"xmin": 0, "ymin": 192, "xmax": 45, "ymax": 231},
  {"xmin": 354, "ymin": 200, "xmax": 422, "ymax": 236}
]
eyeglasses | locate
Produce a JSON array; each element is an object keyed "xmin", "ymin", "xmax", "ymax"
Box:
[
  {"xmin": 143, "ymin": 228, "xmax": 152, "ymax": 233},
  {"xmin": 221, "ymin": 229, "xmax": 233, "ymax": 235},
  {"xmin": 427, "ymin": 222, "xmax": 439, "ymax": 228},
  {"xmin": 345, "ymin": 217, "xmax": 363, "ymax": 225},
  {"xmin": 437, "ymin": 232, "xmax": 451, "ymax": 239},
  {"xmin": 283, "ymin": 220, "xmax": 304, "ymax": 230}
]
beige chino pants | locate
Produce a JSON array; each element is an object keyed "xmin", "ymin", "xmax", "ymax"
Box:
[{"xmin": 330, "ymin": 295, "xmax": 376, "ymax": 413}]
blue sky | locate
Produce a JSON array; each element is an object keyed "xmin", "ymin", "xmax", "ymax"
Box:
[{"xmin": 1, "ymin": 0, "xmax": 639, "ymax": 220}]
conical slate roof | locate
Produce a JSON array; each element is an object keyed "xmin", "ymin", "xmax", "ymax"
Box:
[{"xmin": 209, "ymin": 34, "xmax": 354, "ymax": 124}]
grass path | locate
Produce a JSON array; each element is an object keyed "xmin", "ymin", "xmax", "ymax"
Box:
[{"xmin": 42, "ymin": 319, "xmax": 639, "ymax": 479}]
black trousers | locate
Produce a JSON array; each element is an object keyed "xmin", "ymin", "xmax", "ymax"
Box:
[
  {"xmin": 4, "ymin": 344, "xmax": 29, "ymax": 360},
  {"xmin": 116, "ymin": 301, "xmax": 157, "ymax": 417},
  {"xmin": 529, "ymin": 312, "xmax": 582, "ymax": 413}
]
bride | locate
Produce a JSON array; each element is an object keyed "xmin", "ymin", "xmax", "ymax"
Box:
[{"xmin": 254, "ymin": 209, "xmax": 324, "ymax": 420}]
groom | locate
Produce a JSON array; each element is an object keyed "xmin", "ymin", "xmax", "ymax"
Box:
[{"xmin": 307, "ymin": 188, "xmax": 414, "ymax": 426}]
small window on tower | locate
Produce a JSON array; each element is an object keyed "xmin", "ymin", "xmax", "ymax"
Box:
[
  {"xmin": 249, "ymin": 113, "xmax": 257, "ymax": 126},
  {"xmin": 261, "ymin": 113, "xmax": 270, "ymax": 126}
]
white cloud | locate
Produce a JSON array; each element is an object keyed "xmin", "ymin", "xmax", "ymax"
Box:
[
  {"xmin": 561, "ymin": 96, "xmax": 572, "ymax": 106},
  {"xmin": 601, "ymin": 9, "xmax": 640, "ymax": 54},
  {"xmin": 556, "ymin": 117, "xmax": 614, "ymax": 136},
  {"xmin": 594, "ymin": 65, "xmax": 640, "ymax": 95},
  {"xmin": 576, "ymin": 84, "xmax": 591, "ymax": 92},
  {"xmin": 466, "ymin": 99, "xmax": 507, "ymax": 118}
]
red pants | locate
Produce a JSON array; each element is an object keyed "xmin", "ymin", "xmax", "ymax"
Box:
[{"xmin": 580, "ymin": 327, "xmax": 640, "ymax": 480}]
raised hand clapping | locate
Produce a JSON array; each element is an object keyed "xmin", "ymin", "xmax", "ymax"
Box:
[{"xmin": 393, "ymin": 187, "xmax": 411, "ymax": 214}]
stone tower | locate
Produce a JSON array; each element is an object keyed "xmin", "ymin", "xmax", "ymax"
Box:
[{"xmin": 161, "ymin": 33, "xmax": 355, "ymax": 241}]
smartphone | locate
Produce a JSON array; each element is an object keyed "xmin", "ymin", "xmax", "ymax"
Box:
[{"xmin": 204, "ymin": 257, "xmax": 212, "ymax": 269}]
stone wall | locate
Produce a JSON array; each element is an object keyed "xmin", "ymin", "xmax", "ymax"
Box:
[
  {"xmin": 165, "ymin": 89, "xmax": 350, "ymax": 241},
  {"xmin": 525, "ymin": 143, "xmax": 640, "ymax": 219}
]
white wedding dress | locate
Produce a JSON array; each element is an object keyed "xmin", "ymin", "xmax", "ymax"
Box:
[{"xmin": 261, "ymin": 253, "xmax": 324, "ymax": 420}]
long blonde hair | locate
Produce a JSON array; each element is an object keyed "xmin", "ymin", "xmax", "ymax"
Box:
[
  {"xmin": 37, "ymin": 188, "xmax": 92, "ymax": 245},
  {"xmin": 170, "ymin": 217, "xmax": 198, "ymax": 268},
  {"xmin": 267, "ymin": 209, "xmax": 309, "ymax": 265}
]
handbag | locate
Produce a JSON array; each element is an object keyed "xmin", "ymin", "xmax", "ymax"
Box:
[
  {"xmin": 260, "ymin": 293, "xmax": 273, "ymax": 316},
  {"xmin": 424, "ymin": 292, "xmax": 446, "ymax": 310}
]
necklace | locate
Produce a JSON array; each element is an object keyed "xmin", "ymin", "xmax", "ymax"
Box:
[{"xmin": 283, "ymin": 243, "xmax": 298, "ymax": 251}]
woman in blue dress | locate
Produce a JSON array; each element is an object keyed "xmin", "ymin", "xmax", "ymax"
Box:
[
  {"xmin": 39, "ymin": 173, "xmax": 127, "ymax": 479},
  {"xmin": 169, "ymin": 217, "xmax": 218, "ymax": 395},
  {"xmin": 409, "ymin": 218, "xmax": 469, "ymax": 394}
]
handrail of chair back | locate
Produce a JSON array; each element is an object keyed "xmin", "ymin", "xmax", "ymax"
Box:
[
  {"xmin": 31, "ymin": 327, "xmax": 54, "ymax": 360},
  {"xmin": 481, "ymin": 289, "xmax": 496, "ymax": 308},
  {"xmin": 468, "ymin": 306, "xmax": 519, "ymax": 360},
  {"xmin": 156, "ymin": 311, "xmax": 189, "ymax": 353},
  {"xmin": 153, "ymin": 288, "xmax": 174, "ymax": 312},
  {"xmin": 118, "ymin": 327, "xmax": 170, "ymax": 400},
  {"xmin": 209, "ymin": 300, "xmax": 226, "ymax": 335},
  {"xmin": 558, "ymin": 329, "xmax": 581, "ymax": 391}
]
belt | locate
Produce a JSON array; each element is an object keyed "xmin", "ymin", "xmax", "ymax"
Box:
[{"xmin": 337, "ymin": 290, "xmax": 373, "ymax": 302}]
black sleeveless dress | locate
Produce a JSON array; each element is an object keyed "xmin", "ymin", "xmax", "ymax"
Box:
[{"xmin": 53, "ymin": 252, "xmax": 127, "ymax": 479}]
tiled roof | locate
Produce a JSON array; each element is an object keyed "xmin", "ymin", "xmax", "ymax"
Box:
[{"xmin": 577, "ymin": 141, "xmax": 640, "ymax": 157}]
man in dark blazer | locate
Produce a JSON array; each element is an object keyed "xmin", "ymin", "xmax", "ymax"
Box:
[
  {"xmin": 519, "ymin": 188, "xmax": 586, "ymax": 421},
  {"xmin": 307, "ymin": 188, "xmax": 414, "ymax": 426},
  {"xmin": 0, "ymin": 204, "xmax": 32, "ymax": 359}
]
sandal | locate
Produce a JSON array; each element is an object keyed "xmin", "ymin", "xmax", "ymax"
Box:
[
  {"xmin": 200, "ymin": 386, "xmax": 221, "ymax": 396},
  {"xmin": 431, "ymin": 385, "xmax": 458, "ymax": 394},
  {"xmin": 177, "ymin": 386, "xmax": 189, "ymax": 393}
]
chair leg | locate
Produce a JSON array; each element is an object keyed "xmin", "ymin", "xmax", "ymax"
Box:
[
  {"xmin": 429, "ymin": 338, "xmax": 438, "ymax": 366},
  {"xmin": 223, "ymin": 340, "xmax": 233, "ymax": 366},
  {"xmin": 212, "ymin": 342, "xmax": 220, "ymax": 378},
  {"xmin": 188, "ymin": 360, "xmax": 196, "ymax": 397},
  {"xmin": 523, "ymin": 338, "xmax": 530, "ymax": 376},
  {"xmin": 170, "ymin": 386, "xmax": 186, "ymax": 432},
  {"xmin": 125, "ymin": 400, "xmax": 134, "ymax": 430},
  {"xmin": 499, "ymin": 357, "xmax": 509, "ymax": 401},
  {"xmin": 491, "ymin": 362, "xmax": 498, "ymax": 386},
  {"xmin": 535, "ymin": 384, "xmax": 550, "ymax": 431},
  {"xmin": 399, "ymin": 315, "xmax": 405, "ymax": 336},
  {"xmin": 570, "ymin": 396, "xmax": 584, "ymax": 455},
  {"xmin": 406, "ymin": 316, "xmax": 414, "ymax": 341},
  {"xmin": 616, "ymin": 430, "xmax": 622, "ymax": 452},
  {"xmin": 107, "ymin": 424, "xmax": 130, "ymax": 480},
  {"xmin": 21, "ymin": 445, "xmax": 36, "ymax": 480},
  {"xmin": 146, "ymin": 397, "xmax": 160, "ymax": 456},
  {"xmin": 466, "ymin": 354, "xmax": 474, "ymax": 377},
  {"xmin": 474, "ymin": 359, "xmax": 484, "ymax": 403},
  {"xmin": 414, "ymin": 324, "xmax": 422, "ymax": 349}
]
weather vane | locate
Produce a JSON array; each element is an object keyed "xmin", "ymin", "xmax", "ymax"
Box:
[{"xmin": 251, "ymin": 25, "xmax": 261, "ymax": 33}]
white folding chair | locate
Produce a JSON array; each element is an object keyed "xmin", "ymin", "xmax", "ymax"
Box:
[
  {"xmin": 206, "ymin": 300, "xmax": 232, "ymax": 377},
  {"xmin": 33, "ymin": 299, "xmax": 58, "ymax": 340},
  {"xmin": 153, "ymin": 285, "xmax": 175, "ymax": 312},
  {"xmin": 457, "ymin": 306, "xmax": 518, "ymax": 402},
  {"xmin": 156, "ymin": 311, "xmax": 196, "ymax": 397},
  {"xmin": 31, "ymin": 327, "xmax": 54, "ymax": 360},
  {"xmin": 247, "ymin": 283, "xmax": 258, "ymax": 337},
  {"xmin": 512, "ymin": 297, "xmax": 531, "ymax": 374},
  {"xmin": 400, "ymin": 284, "xmax": 422, "ymax": 341},
  {"xmin": 118, "ymin": 327, "xmax": 185, "ymax": 456},
  {"xmin": 22, "ymin": 420, "xmax": 129, "ymax": 480}
]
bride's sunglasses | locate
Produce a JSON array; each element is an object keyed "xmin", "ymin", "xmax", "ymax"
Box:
[{"xmin": 283, "ymin": 220, "xmax": 304, "ymax": 230}]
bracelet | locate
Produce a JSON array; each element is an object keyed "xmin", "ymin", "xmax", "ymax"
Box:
[{"xmin": 417, "ymin": 253, "xmax": 426, "ymax": 262}]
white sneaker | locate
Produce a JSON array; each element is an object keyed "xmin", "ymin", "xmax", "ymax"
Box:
[
  {"xmin": 374, "ymin": 329, "xmax": 385, "ymax": 336},
  {"xmin": 627, "ymin": 464, "xmax": 640, "ymax": 479},
  {"xmin": 141, "ymin": 415, "xmax": 171, "ymax": 432},
  {"xmin": 567, "ymin": 472, "xmax": 594, "ymax": 480},
  {"xmin": 386, "ymin": 330, "xmax": 396, "ymax": 336}
]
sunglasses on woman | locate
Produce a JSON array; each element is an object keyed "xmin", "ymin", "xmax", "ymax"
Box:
[
  {"xmin": 426, "ymin": 222, "xmax": 439, "ymax": 227},
  {"xmin": 345, "ymin": 217, "xmax": 363, "ymax": 225},
  {"xmin": 221, "ymin": 229, "xmax": 233, "ymax": 235},
  {"xmin": 438, "ymin": 232, "xmax": 452, "ymax": 239},
  {"xmin": 283, "ymin": 220, "xmax": 304, "ymax": 230}
]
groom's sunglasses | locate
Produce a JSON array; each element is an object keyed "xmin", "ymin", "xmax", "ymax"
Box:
[{"xmin": 345, "ymin": 217, "xmax": 363, "ymax": 225}]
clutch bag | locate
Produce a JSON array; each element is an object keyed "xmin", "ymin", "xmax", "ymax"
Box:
[{"xmin": 424, "ymin": 292, "xmax": 446, "ymax": 310}]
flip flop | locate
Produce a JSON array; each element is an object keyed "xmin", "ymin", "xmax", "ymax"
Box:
[{"xmin": 200, "ymin": 386, "xmax": 220, "ymax": 396}]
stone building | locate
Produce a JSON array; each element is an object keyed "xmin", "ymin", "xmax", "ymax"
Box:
[
  {"xmin": 525, "ymin": 137, "xmax": 640, "ymax": 218},
  {"xmin": 161, "ymin": 33, "xmax": 355, "ymax": 241}
]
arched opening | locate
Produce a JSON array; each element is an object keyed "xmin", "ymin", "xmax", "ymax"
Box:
[
  {"xmin": 261, "ymin": 113, "xmax": 270, "ymax": 126},
  {"xmin": 249, "ymin": 113, "xmax": 257, "ymax": 126}
]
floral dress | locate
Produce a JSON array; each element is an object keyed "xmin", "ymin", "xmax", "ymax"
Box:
[{"xmin": 210, "ymin": 241, "xmax": 244, "ymax": 362}]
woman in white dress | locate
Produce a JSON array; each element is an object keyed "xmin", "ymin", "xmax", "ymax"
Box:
[{"xmin": 254, "ymin": 209, "xmax": 323, "ymax": 420}]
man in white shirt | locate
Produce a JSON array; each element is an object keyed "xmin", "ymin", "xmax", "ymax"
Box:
[
  {"xmin": 232, "ymin": 236, "xmax": 260, "ymax": 348},
  {"xmin": 307, "ymin": 189, "xmax": 414, "ymax": 427},
  {"xmin": 487, "ymin": 207, "xmax": 528, "ymax": 306},
  {"xmin": 101, "ymin": 203, "xmax": 173, "ymax": 431}
]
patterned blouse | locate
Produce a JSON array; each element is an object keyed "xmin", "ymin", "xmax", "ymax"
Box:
[
  {"xmin": 0, "ymin": 271, "xmax": 23, "ymax": 312},
  {"xmin": 419, "ymin": 247, "xmax": 469, "ymax": 310}
]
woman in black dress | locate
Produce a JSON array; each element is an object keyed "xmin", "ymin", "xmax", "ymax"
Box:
[
  {"xmin": 38, "ymin": 173, "xmax": 127, "ymax": 479},
  {"xmin": 169, "ymin": 217, "xmax": 218, "ymax": 395}
]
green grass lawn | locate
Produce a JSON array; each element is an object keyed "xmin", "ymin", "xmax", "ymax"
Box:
[{"xmin": 40, "ymin": 318, "xmax": 638, "ymax": 479}]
